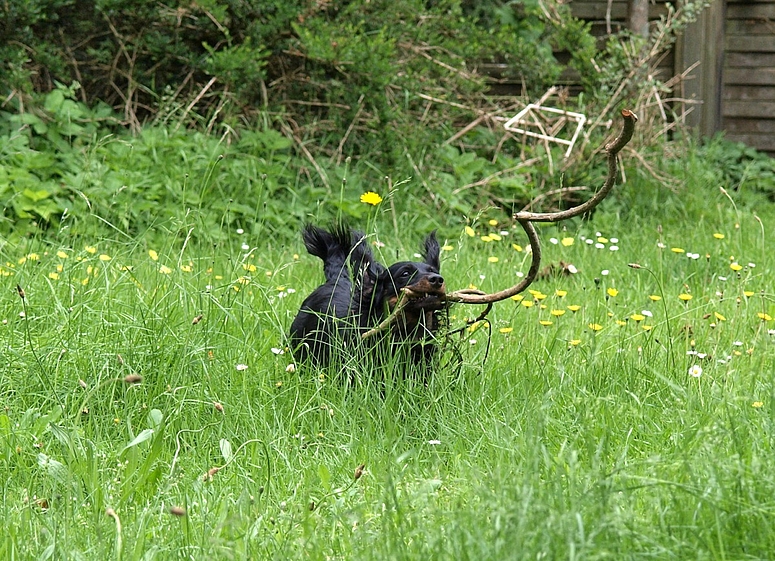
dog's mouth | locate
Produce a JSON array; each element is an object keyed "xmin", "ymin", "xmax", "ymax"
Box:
[{"xmin": 389, "ymin": 283, "xmax": 447, "ymax": 311}]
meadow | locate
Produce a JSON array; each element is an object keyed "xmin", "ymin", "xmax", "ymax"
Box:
[{"xmin": 1, "ymin": 145, "xmax": 774, "ymax": 560}]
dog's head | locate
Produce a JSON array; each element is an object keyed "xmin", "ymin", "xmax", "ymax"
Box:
[{"xmin": 378, "ymin": 232, "xmax": 445, "ymax": 312}]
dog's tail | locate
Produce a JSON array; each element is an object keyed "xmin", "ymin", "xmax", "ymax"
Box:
[{"xmin": 302, "ymin": 224, "xmax": 353, "ymax": 284}]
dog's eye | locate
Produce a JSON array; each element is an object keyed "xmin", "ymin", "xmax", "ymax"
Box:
[{"xmin": 400, "ymin": 270, "xmax": 411, "ymax": 278}]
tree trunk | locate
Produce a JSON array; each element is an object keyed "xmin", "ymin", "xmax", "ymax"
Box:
[{"xmin": 629, "ymin": 0, "xmax": 650, "ymax": 37}]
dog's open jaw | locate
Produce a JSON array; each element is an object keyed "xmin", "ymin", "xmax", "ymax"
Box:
[{"xmin": 387, "ymin": 277, "xmax": 447, "ymax": 312}]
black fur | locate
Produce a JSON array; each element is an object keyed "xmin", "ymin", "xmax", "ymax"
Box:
[{"xmin": 289, "ymin": 225, "xmax": 446, "ymax": 367}]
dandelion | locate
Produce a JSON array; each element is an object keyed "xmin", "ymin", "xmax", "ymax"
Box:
[
  {"xmin": 488, "ymin": 219, "xmax": 498, "ymax": 227},
  {"xmin": 567, "ymin": 305, "xmax": 581, "ymax": 312},
  {"xmin": 569, "ymin": 339, "xmax": 582, "ymax": 346},
  {"xmin": 561, "ymin": 237, "xmax": 574, "ymax": 247},
  {"xmin": 630, "ymin": 313, "xmax": 645, "ymax": 322},
  {"xmin": 678, "ymin": 293, "xmax": 693, "ymax": 301},
  {"xmin": 149, "ymin": 250, "xmax": 159, "ymax": 261},
  {"xmin": 752, "ymin": 401, "xmax": 763, "ymax": 408},
  {"xmin": 490, "ymin": 233, "xmax": 502, "ymax": 242},
  {"xmin": 99, "ymin": 254, "xmax": 111, "ymax": 262},
  {"xmin": 555, "ymin": 289, "xmax": 567, "ymax": 297},
  {"xmin": 641, "ymin": 324, "xmax": 653, "ymax": 331},
  {"xmin": 730, "ymin": 263, "xmax": 743, "ymax": 272},
  {"xmin": 649, "ymin": 294, "xmax": 662, "ymax": 301},
  {"xmin": 688, "ymin": 364, "xmax": 703, "ymax": 378},
  {"xmin": 588, "ymin": 323, "xmax": 603, "ymax": 332},
  {"xmin": 521, "ymin": 300, "xmax": 534, "ymax": 308},
  {"xmin": 480, "ymin": 235, "xmax": 493, "ymax": 243},
  {"xmin": 465, "ymin": 226, "xmax": 476, "ymax": 237},
  {"xmin": 550, "ymin": 309, "xmax": 566, "ymax": 317},
  {"xmin": 714, "ymin": 312, "xmax": 726, "ymax": 321},
  {"xmin": 671, "ymin": 247, "xmax": 685, "ymax": 254},
  {"xmin": 360, "ymin": 191, "xmax": 383, "ymax": 205},
  {"xmin": 159, "ymin": 265, "xmax": 172, "ymax": 274},
  {"xmin": 511, "ymin": 294, "xmax": 523, "ymax": 302},
  {"xmin": 606, "ymin": 288, "xmax": 619, "ymax": 297},
  {"xmin": 744, "ymin": 290, "xmax": 754, "ymax": 297},
  {"xmin": 85, "ymin": 246, "xmax": 97, "ymax": 254},
  {"xmin": 488, "ymin": 256, "xmax": 499, "ymax": 263},
  {"xmin": 539, "ymin": 320, "xmax": 554, "ymax": 326},
  {"xmin": 48, "ymin": 272, "xmax": 59, "ymax": 280},
  {"xmin": 442, "ymin": 244, "xmax": 454, "ymax": 251},
  {"xmin": 597, "ymin": 237, "xmax": 608, "ymax": 243},
  {"xmin": 713, "ymin": 233, "xmax": 725, "ymax": 239},
  {"xmin": 57, "ymin": 251, "xmax": 69, "ymax": 259},
  {"xmin": 243, "ymin": 263, "xmax": 257, "ymax": 272},
  {"xmin": 499, "ymin": 327, "xmax": 513, "ymax": 334},
  {"xmin": 235, "ymin": 364, "xmax": 249, "ymax": 371},
  {"xmin": 512, "ymin": 243, "xmax": 523, "ymax": 252},
  {"xmin": 757, "ymin": 313, "xmax": 773, "ymax": 321},
  {"xmin": 180, "ymin": 264, "xmax": 193, "ymax": 273}
]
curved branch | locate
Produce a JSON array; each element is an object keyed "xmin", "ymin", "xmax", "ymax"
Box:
[{"xmin": 445, "ymin": 108, "xmax": 637, "ymax": 305}]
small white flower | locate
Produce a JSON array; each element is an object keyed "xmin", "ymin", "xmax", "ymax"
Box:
[
  {"xmin": 748, "ymin": 262, "xmax": 756, "ymax": 268},
  {"xmin": 641, "ymin": 310, "xmax": 653, "ymax": 317},
  {"xmin": 610, "ymin": 237, "xmax": 619, "ymax": 243},
  {"xmin": 768, "ymin": 329, "xmax": 775, "ymax": 336},
  {"xmin": 236, "ymin": 228, "xmax": 244, "ymax": 234},
  {"xmin": 479, "ymin": 274, "xmax": 486, "ymax": 281},
  {"xmin": 500, "ymin": 230, "xmax": 509, "ymax": 236},
  {"xmin": 235, "ymin": 364, "xmax": 249, "ymax": 371},
  {"xmin": 718, "ymin": 276, "xmax": 728, "ymax": 281},
  {"xmin": 687, "ymin": 350, "xmax": 698, "ymax": 356},
  {"xmin": 241, "ymin": 243, "xmax": 250, "ymax": 251},
  {"xmin": 595, "ymin": 243, "xmax": 605, "ymax": 249},
  {"xmin": 427, "ymin": 439, "xmax": 441, "ymax": 445},
  {"xmin": 595, "ymin": 231, "xmax": 602, "ymax": 237},
  {"xmin": 657, "ymin": 242, "xmax": 667, "ymax": 249},
  {"xmin": 549, "ymin": 237, "xmax": 559, "ymax": 245},
  {"xmin": 566, "ymin": 264, "xmax": 578, "ymax": 274},
  {"xmin": 271, "ymin": 347, "xmax": 284, "ymax": 355},
  {"xmin": 609, "ymin": 245, "xmax": 619, "ymax": 251},
  {"xmin": 469, "ymin": 339, "xmax": 477, "ymax": 345},
  {"xmin": 285, "ymin": 363, "xmax": 296, "ymax": 373},
  {"xmin": 515, "ymin": 271, "xmax": 524, "ymax": 278},
  {"xmin": 601, "ymin": 269, "xmax": 609, "ymax": 276},
  {"xmin": 286, "ymin": 288, "xmax": 296, "ymax": 294},
  {"xmin": 688, "ymin": 364, "xmax": 703, "ymax": 378},
  {"xmin": 732, "ymin": 341, "xmax": 743, "ymax": 347},
  {"xmin": 586, "ymin": 239, "xmax": 594, "ymax": 245}
]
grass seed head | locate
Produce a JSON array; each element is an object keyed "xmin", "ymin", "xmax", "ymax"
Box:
[
  {"xmin": 169, "ymin": 506, "xmax": 186, "ymax": 517},
  {"xmin": 354, "ymin": 463, "xmax": 365, "ymax": 480},
  {"xmin": 124, "ymin": 374, "xmax": 143, "ymax": 384}
]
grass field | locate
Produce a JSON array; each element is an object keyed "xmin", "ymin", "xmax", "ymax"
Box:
[{"xmin": 1, "ymin": 165, "xmax": 774, "ymax": 559}]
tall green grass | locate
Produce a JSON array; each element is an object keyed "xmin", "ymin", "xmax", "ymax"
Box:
[{"xmin": 1, "ymin": 150, "xmax": 774, "ymax": 559}]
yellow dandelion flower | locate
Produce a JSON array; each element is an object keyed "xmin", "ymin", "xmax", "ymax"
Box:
[
  {"xmin": 26, "ymin": 253, "xmax": 40, "ymax": 261},
  {"xmin": 488, "ymin": 219, "xmax": 498, "ymax": 226},
  {"xmin": 480, "ymin": 235, "xmax": 493, "ymax": 242},
  {"xmin": 512, "ymin": 244, "xmax": 523, "ymax": 252},
  {"xmin": 567, "ymin": 305, "xmax": 581, "ymax": 312},
  {"xmin": 99, "ymin": 254, "xmax": 111, "ymax": 262},
  {"xmin": 56, "ymin": 264, "xmax": 63, "ymax": 273},
  {"xmin": 149, "ymin": 250, "xmax": 159, "ymax": 261},
  {"xmin": 588, "ymin": 323, "xmax": 603, "ymax": 332},
  {"xmin": 569, "ymin": 339, "xmax": 582, "ymax": 346},
  {"xmin": 642, "ymin": 325, "xmax": 653, "ymax": 331},
  {"xmin": 441, "ymin": 244, "xmax": 454, "ymax": 251},
  {"xmin": 561, "ymin": 237, "xmax": 574, "ymax": 247},
  {"xmin": 56, "ymin": 251, "xmax": 69, "ymax": 259},
  {"xmin": 499, "ymin": 327, "xmax": 513, "ymax": 334},
  {"xmin": 86, "ymin": 265, "xmax": 94, "ymax": 275},
  {"xmin": 85, "ymin": 246, "xmax": 97, "ymax": 254},
  {"xmin": 606, "ymin": 288, "xmax": 619, "ymax": 297},
  {"xmin": 511, "ymin": 294, "xmax": 524, "ymax": 302},
  {"xmin": 678, "ymin": 293, "xmax": 693, "ymax": 301},
  {"xmin": 242, "ymin": 263, "xmax": 257, "ymax": 272},
  {"xmin": 597, "ymin": 237, "xmax": 609, "ymax": 243},
  {"xmin": 713, "ymin": 233, "xmax": 724, "ymax": 239},
  {"xmin": 159, "ymin": 265, "xmax": 172, "ymax": 274},
  {"xmin": 615, "ymin": 320, "xmax": 627, "ymax": 326},
  {"xmin": 465, "ymin": 226, "xmax": 476, "ymax": 237},
  {"xmin": 17, "ymin": 257, "xmax": 27, "ymax": 265},
  {"xmin": 555, "ymin": 289, "xmax": 567, "ymax": 297},
  {"xmin": 539, "ymin": 320, "xmax": 553, "ymax": 326},
  {"xmin": 649, "ymin": 294, "xmax": 662, "ymax": 301},
  {"xmin": 180, "ymin": 265, "xmax": 193, "ymax": 273},
  {"xmin": 550, "ymin": 309, "xmax": 566, "ymax": 317},
  {"xmin": 671, "ymin": 247, "xmax": 685, "ymax": 254},
  {"xmin": 488, "ymin": 256, "xmax": 499, "ymax": 263},
  {"xmin": 714, "ymin": 312, "xmax": 726, "ymax": 321},
  {"xmin": 360, "ymin": 191, "xmax": 383, "ymax": 205},
  {"xmin": 630, "ymin": 314, "xmax": 645, "ymax": 322},
  {"xmin": 730, "ymin": 263, "xmax": 743, "ymax": 272},
  {"xmin": 81, "ymin": 277, "xmax": 89, "ymax": 286},
  {"xmin": 757, "ymin": 312, "xmax": 773, "ymax": 321},
  {"xmin": 489, "ymin": 233, "xmax": 502, "ymax": 241},
  {"xmin": 522, "ymin": 300, "xmax": 534, "ymax": 308},
  {"xmin": 752, "ymin": 401, "xmax": 763, "ymax": 408},
  {"xmin": 744, "ymin": 290, "xmax": 754, "ymax": 297},
  {"xmin": 48, "ymin": 272, "xmax": 60, "ymax": 280}
]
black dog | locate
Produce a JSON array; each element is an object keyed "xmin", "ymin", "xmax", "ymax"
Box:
[{"xmin": 289, "ymin": 225, "xmax": 446, "ymax": 367}]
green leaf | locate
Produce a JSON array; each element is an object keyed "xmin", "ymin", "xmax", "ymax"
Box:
[
  {"xmin": 219, "ymin": 439, "xmax": 233, "ymax": 463},
  {"xmin": 122, "ymin": 429, "xmax": 155, "ymax": 453}
]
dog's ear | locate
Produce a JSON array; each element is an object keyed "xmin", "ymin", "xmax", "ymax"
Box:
[{"xmin": 423, "ymin": 231, "xmax": 441, "ymax": 270}]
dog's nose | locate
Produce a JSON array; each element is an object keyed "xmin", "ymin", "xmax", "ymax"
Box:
[{"xmin": 428, "ymin": 274, "xmax": 444, "ymax": 288}]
